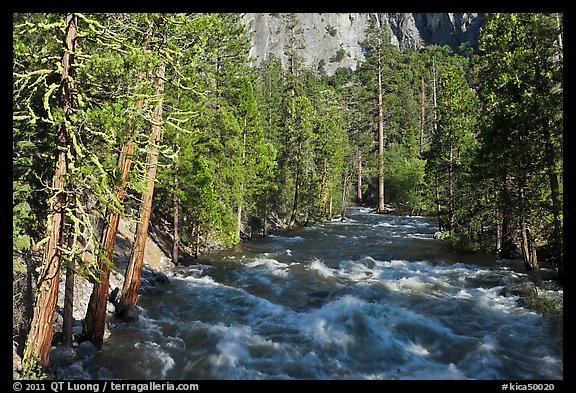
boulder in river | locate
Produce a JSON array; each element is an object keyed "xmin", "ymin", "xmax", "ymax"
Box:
[
  {"xmin": 499, "ymin": 281, "xmax": 538, "ymax": 306},
  {"xmin": 154, "ymin": 271, "xmax": 170, "ymax": 284},
  {"xmin": 75, "ymin": 340, "xmax": 97, "ymax": 362},
  {"xmin": 49, "ymin": 346, "xmax": 76, "ymax": 368},
  {"xmin": 117, "ymin": 304, "xmax": 140, "ymax": 323}
]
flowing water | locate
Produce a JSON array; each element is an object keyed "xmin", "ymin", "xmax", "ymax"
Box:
[{"xmin": 86, "ymin": 208, "xmax": 563, "ymax": 380}]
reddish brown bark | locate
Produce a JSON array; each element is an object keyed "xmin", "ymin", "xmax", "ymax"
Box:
[
  {"xmin": 117, "ymin": 61, "xmax": 166, "ymax": 317},
  {"xmin": 83, "ymin": 132, "xmax": 136, "ymax": 348},
  {"xmin": 62, "ymin": 255, "xmax": 75, "ymax": 348},
  {"xmin": 23, "ymin": 13, "xmax": 77, "ymax": 366}
]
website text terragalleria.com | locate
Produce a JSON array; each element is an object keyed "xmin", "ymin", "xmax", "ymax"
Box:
[{"xmin": 13, "ymin": 381, "xmax": 199, "ymax": 392}]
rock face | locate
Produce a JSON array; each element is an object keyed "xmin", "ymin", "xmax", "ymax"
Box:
[{"xmin": 244, "ymin": 13, "xmax": 482, "ymax": 75}]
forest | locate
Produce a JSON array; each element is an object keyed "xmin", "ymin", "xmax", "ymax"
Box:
[{"xmin": 13, "ymin": 13, "xmax": 562, "ymax": 378}]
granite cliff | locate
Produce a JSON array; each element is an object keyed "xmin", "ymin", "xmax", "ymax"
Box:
[{"xmin": 244, "ymin": 13, "xmax": 481, "ymax": 74}]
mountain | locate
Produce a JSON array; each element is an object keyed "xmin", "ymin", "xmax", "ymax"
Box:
[{"xmin": 244, "ymin": 13, "xmax": 482, "ymax": 74}]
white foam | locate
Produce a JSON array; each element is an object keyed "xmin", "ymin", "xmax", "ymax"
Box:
[
  {"xmin": 245, "ymin": 258, "xmax": 290, "ymax": 278},
  {"xmin": 338, "ymin": 260, "xmax": 375, "ymax": 282},
  {"xmin": 209, "ymin": 324, "xmax": 254, "ymax": 367},
  {"xmin": 270, "ymin": 235, "xmax": 305, "ymax": 242},
  {"xmin": 133, "ymin": 341, "xmax": 175, "ymax": 378},
  {"xmin": 309, "ymin": 259, "xmax": 336, "ymax": 278},
  {"xmin": 406, "ymin": 343, "xmax": 431, "ymax": 356},
  {"xmin": 246, "ymin": 258, "xmax": 288, "ymax": 269},
  {"xmin": 299, "ymin": 295, "xmax": 372, "ymax": 350},
  {"xmin": 398, "ymin": 276, "xmax": 429, "ymax": 291},
  {"xmin": 406, "ymin": 233, "xmax": 435, "ymax": 240},
  {"xmin": 182, "ymin": 274, "xmax": 219, "ymax": 287}
]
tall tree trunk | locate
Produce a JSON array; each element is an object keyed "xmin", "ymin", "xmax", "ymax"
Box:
[
  {"xmin": 520, "ymin": 219, "xmax": 538, "ymax": 271},
  {"xmin": 236, "ymin": 124, "xmax": 247, "ymax": 241},
  {"xmin": 519, "ymin": 183, "xmax": 538, "ymax": 270},
  {"xmin": 432, "ymin": 56, "xmax": 438, "ymax": 132},
  {"xmin": 357, "ymin": 150, "xmax": 363, "ymax": 205},
  {"xmin": 172, "ymin": 169, "xmax": 179, "ymax": 266},
  {"xmin": 434, "ymin": 173, "xmax": 443, "ymax": 232},
  {"xmin": 62, "ymin": 193, "xmax": 78, "ymax": 349},
  {"xmin": 320, "ymin": 159, "xmax": 328, "ymax": 219},
  {"xmin": 288, "ymin": 167, "xmax": 301, "ymax": 230},
  {"xmin": 263, "ymin": 191, "xmax": 268, "ymax": 237},
  {"xmin": 500, "ymin": 171, "xmax": 516, "ymax": 259},
  {"xmin": 495, "ymin": 189, "xmax": 502, "ymax": 254},
  {"xmin": 171, "ymin": 65, "xmax": 182, "ymax": 266},
  {"xmin": 194, "ymin": 224, "xmax": 200, "ymax": 259},
  {"xmin": 83, "ymin": 104, "xmax": 139, "ymax": 348},
  {"xmin": 419, "ymin": 77, "xmax": 426, "ymax": 157},
  {"xmin": 377, "ymin": 69, "xmax": 385, "ymax": 213},
  {"xmin": 117, "ymin": 61, "xmax": 166, "ymax": 318},
  {"xmin": 62, "ymin": 243, "xmax": 75, "ymax": 348},
  {"xmin": 533, "ymin": 39, "xmax": 563, "ymax": 273},
  {"xmin": 447, "ymin": 137, "xmax": 455, "ymax": 231},
  {"xmin": 341, "ymin": 172, "xmax": 352, "ymax": 220},
  {"xmin": 542, "ymin": 127, "xmax": 562, "ymax": 266},
  {"xmin": 556, "ymin": 13, "xmax": 563, "ymax": 67},
  {"xmin": 23, "ymin": 13, "xmax": 76, "ymax": 367},
  {"xmin": 236, "ymin": 204, "xmax": 243, "ymax": 240}
]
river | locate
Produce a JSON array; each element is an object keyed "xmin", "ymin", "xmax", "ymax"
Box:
[{"xmin": 84, "ymin": 208, "xmax": 563, "ymax": 380}]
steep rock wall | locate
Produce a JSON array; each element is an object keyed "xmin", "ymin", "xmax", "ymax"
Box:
[{"xmin": 244, "ymin": 13, "xmax": 481, "ymax": 74}]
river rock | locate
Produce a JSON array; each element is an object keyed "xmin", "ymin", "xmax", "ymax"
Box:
[
  {"xmin": 75, "ymin": 340, "xmax": 97, "ymax": 362},
  {"xmin": 13, "ymin": 349, "xmax": 22, "ymax": 379},
  {"xmin": 465, "ymin": 272, "xmax": 509, "ymax": 289},
  {"xmin": 140, "ymin": 285, "xmax": 162, "ymax": 295},
  {"xmin": 54, "ymin": 361, "xmax": 92, "ymax": 380},
  {"xmin": 433, "ymin": 231, "xmax": 442, "ymax": 240},
  {"xmin": 154, "ymin": 271, "xmax": 170, "ymax": 284},
  {"xmin": 141, "ymin": 268, "xmax": 155, "ymax": 280},
  {"xmin": 108, "ymin": 287, "xmax": 120, "ymax": 306},
  {"xmin": 117, "ymin": 304, "xmax": 140, "ymax": 323},
  {"xmin": 106, "ymin": 301, "xmax": 116, "ymax": 313},
  {"xmin": 499, "ymin": 282, "xmax": 538, "ymax": 306},
  {"xmin": 49, "ymin": 346, "xmax": 77, "ymax": 368}
]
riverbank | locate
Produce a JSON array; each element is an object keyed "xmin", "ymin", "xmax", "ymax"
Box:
[{"xmin": 13, "ymin": 216, "xmax": 172, "ymax": 380}]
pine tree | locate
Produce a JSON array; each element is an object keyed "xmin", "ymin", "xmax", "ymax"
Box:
[
  {"xmin": 21, "ymin": 12, "xmax": 78, "ymax": 368},
  {"xmin": 362, "ymin": 16, "xmax": 393, "ymax": 213},
  {"xmin": 82, "ymin": 12, "xmax": 153, "ymax": 348},
  {"xmin": 116, "ymin": 14, "xmax": 169, "ymax": 318},
  {"xmin": 474, "ymin": 13, "xmax": 563, "ymax": 271},
  {"xmin": 426, "ymin": 61, "xmax": 477, "ymax": 232}
]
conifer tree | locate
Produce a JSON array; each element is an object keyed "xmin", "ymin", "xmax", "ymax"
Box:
[
  {"xmin": 117, "ymin": 14, "xmax": 169, "ymax": 318},
  {"xmin": 21, "ymin": 12, "xmax": 77, "ymax": 367},
  {"xmin": 474, "ymin": 13, "xmax": 563, "ymax": 271}
]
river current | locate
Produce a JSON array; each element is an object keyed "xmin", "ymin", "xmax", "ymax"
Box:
[{"xmin": 85, "ymin": 208, "xmax": 563, "ymax": 380}]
